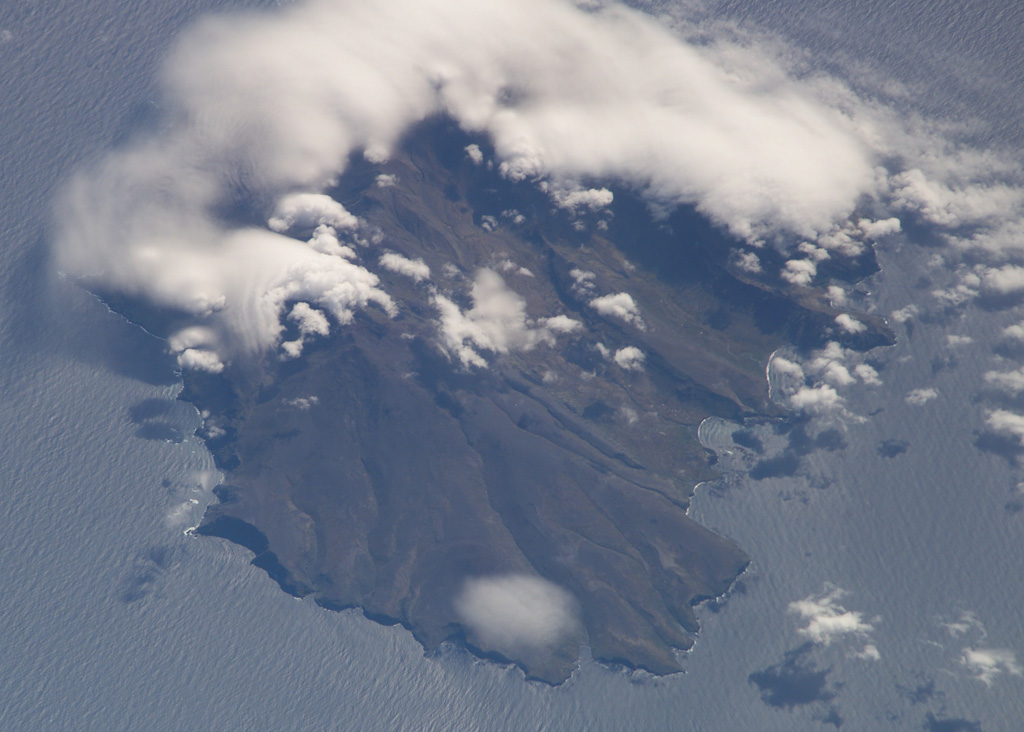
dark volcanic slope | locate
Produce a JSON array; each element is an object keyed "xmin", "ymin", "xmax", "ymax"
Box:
[{"xmin": 185, "ymin": 120, "xmax": 880, "ymax": 683}]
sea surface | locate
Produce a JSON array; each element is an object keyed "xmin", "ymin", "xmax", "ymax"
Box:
[{"xmin": 1, "ymin": 0, "xmax": 1021, "ymax": 729}]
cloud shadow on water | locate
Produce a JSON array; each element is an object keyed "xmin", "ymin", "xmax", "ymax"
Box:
[
  {"xmin": 748, "ymin": 643, "xmax": 839, "ymax": 714},
  {"xmin": 877, "ymin": 438, "xmax": 910, "ymax": 458}
]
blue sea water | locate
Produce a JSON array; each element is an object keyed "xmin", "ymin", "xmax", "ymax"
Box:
[{"xmin": 1, "ymin": 1, "xmax": 1022, "ymax": 730}]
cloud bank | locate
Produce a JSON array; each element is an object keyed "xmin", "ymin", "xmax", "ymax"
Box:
[
  {"xmin": 53, "ymin": 0, "xmax": 909, "ymax": 368},
  {"xmin": 53, "ymin": 0, "xmax": 1024, "ymax": 371}
]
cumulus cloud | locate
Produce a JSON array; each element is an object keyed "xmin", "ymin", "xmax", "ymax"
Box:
[
  {"xmin": 464, "ymin": 143, "xmax": 484, "ymax": 165},
  {"xmin": 768, "ymin": 341, "xmax": 881, "ymax": 416},
  {"xmin": 789, "ymin": 586, "xmax": 877, "ymax": 656},
  {"xmin": 433, "ymin": 269, "xmax": 581, "ymax": 367},
  {"xmin": 853, "ymin": 363, "xmax": 882, "ymax": 386},
  {"xmin": 547, "ymin": 185, "xmax": 614, "ymax": 214},
  {"xmin": 961, "ymin": 648, "xmax": 1023, "ymax": 686},
  {"xmin": 379, "ymin": 252, "xmax": 431, "ymax": 282},
  {"xmin": 589, "ymin": 292, "xmax": 644, "ymax": 328},
  {"xmin": 826, "ymin": 285, "xmax": 847, "ymax": 307},
  {"xmin": 985, "ymin": 367, "xmax": 1024, "ymax": 394},
  {"xmin": 984, "ymin": 409, "xmax": 1024, "ymax": 445},
  {"xmin": 267, "ymin": 192, "xmax": 359, "ymax": 233},
  {"xmin": 734, "ymin": 250, "xmax": 762, "ymax": 273},
  {"xmin": 177, "ymin": 347, "xmax": 225, "ymax": 373},
  {"xmin": 455, "ymin": 574, "xmax": 579, "ymax": 650},
  {"xmin": 1002, "ymin": 322, "xmax": 1024, "ymax": 342},
  {"xmin": 981, "ymin": 265, "xmax": 1024, "ymax": 296},
  {"xmin": 834, "ymin": 313, "xmax": 866, "ymax": 334},
  {"xmin": 771, "ymin": 355, "xmax": 805, "ymax": 381},
  {"xmin": 281, "ymin": 301, "xmax": 331, "ymax": 358},
  {"xmin": 905, "ymin": 387, "xmax": 938, "ymax": 406},
  {"xmin": 613, "ymin": 345, "xmax": 645, "ymax": 370},
  {"xmin": 889, "ymin": 305, "xmax": 919, "ymax": 324},
  {"xmin": 167, "ymin": 326, "xmax": 225, "ymax": 373},
  {"xmin": 283, "ymin": 395, "xmax": 319, "ymax": 410},
  {"xmin": 781, "ymin": 259, "xmax": 816, "ymax": 286},
  {"xmin": 569, "ymin": 268, "xmax": 596, "ymax": 294},
  {"xmin": 789, "ymin": 384, "xmax": 842, "ymax": 413},
  {"xmin": 495, "ymin": 258, "xmax": 534, "ymax": 277}
]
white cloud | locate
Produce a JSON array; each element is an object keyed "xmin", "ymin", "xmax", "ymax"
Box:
[
  {"xmin": 981, "ymin": 265, "xmax": 1024, "ymax": 296},
  {"xmin": 781, "ymin": 258, "xmax": 816, "ymax": 286},
  {"xmin": 375, "ymin": 173, "xmax": 398, "ymax": 188},
  {"xmin": 379, "ymin": 252, "xmax": 431, "ymax": 282},
  {"xmin": 496, "ymin": 258, "xmax": 534, "ymax": 277},
  {"xmin": 789, "ymin": 586, "xmax": 877, "ymax": 656},
  {"xmin": 283, "ymin": 395, "xmax": 319, "ymax": 410},
  {"xmin": 853, "ymin": 363, "xmax": 882, "ymax": 386},
  {"xmin": 268, "ymin": 192, "xmax": 359, "ymax": 233},
  {"xmin": 985, "ymin": 409, "xmax": 1024, "ymax": 445},
  {"xmin": 891, "ymin": 168, "xmax": 1024, "ymax": 229},
  {"xmin": 464, "ymin": 143, "xmax": 484, "ymax": 165},
  {"xmin": 769, "ymin": 340, "xmax": 879, "ymax": 416},
  {"xmin": 946, "ymin": 334, "xmax": 973, "ymax": 346},
  {"xmin": 821, "ymin": 361, "xmax": 855, "ymax": 386},
  {"xmin": 176, "ymin": 347, "xmax": 225, "ymax": 374},
  {"xmin": 589, "ymin": 292, "xmax": 644, "ymax": 328},
  {"xmin": 835, "ymin": 313, "xmax": 866, "ymax": 334},
  {"xmin": 771, "ymin": 355, "xmax": 805, "ymax": 381},
  {"xmin": 280, "ymin": 301, "xmax": 330, "ymax": 358},
  {"xmin": 890, "ymin": 305, "xmax": 919, "ymax": 324},
  {"xmin": 734, "ymin": 250, "xmax": 762, "ymax": 273},
  {"xmin": 306, "ymin": 224, "xmax": 357, "ymax": 259},
  {"xmin": 962, "ymin": 648, "xmax": 1023, "ymax": 686},
  {"xmin": 826, "ymin": 285, "xmax": 847, "ymax": 306},
  {"xmin": 613, "ymin": 346, "xmax": 645, "ymax": 370},
  {"xmin": 289, "ymin": 301, "xmax": 330, "ymax": 336},
  {"xmin": 544, "ymin": 314, "xmax": 583, "ymax": 333},
  {"xmin": 789, "ymin": 384, "xmax": 842, "ymax": 412},
  {"xmin": 569, "ymin": 268, "xmax": 596, "ymax": 294},
  {"xmin": 985, "ymin": 367, "xmax": 1024, "ymax": 394},
  {"xmin": 547, "ymin": 185, "xmax": 614, "ymax": 214},
  {"xmin": 905, "ymin": 387, "xmax": 938, "ymax": 405},
  {"xmin": 168, "ymin": 326, "xmax": 225, "ymax": 373},
  {"xmin": 857, "ymin": 217, "xmax": 901, "ymax": 239},
  {"xmin": 854, "ymin": 644, "xmax": 881, "ymax": 661},
  {"xmin": 797, "ymin": 241, "xmax": 830, "ymax": 262},
  {"xmin": 455, "ymin": 574, "xmax": 578, "ymax": 650},
  {"xmin": 1002, "ymin": 322, "xmax": 1024, "ymax": 342},
  {"xmin": 433, "ymin": 269, "xmax": 580, "ymax": 367}
]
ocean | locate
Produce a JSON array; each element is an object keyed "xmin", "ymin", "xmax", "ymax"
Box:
[{"xmin": 1, "ymin": 0, "xmax": 1021, "ymax": 729}]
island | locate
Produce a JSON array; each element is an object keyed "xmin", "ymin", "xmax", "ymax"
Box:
[{"xmin": 130, "ymin": 119, "xmax": 889, "ymax": 683}]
